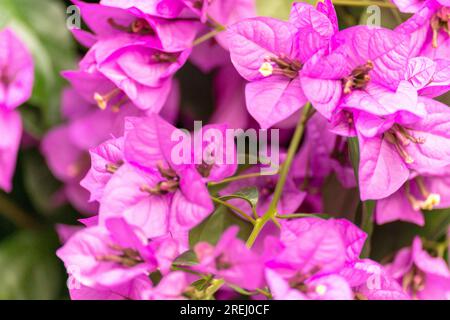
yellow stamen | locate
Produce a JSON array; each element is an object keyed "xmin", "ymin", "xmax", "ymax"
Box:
[
  {"xmin": 259, "ymin": 62, "xmax": 274, "ymax": 77},
  {"xmin": 93, "ymin": 88, "xmax": 120, "ymax": 111},
  {"xmin": 421, "ymin": 193, "xmax": 441, "ymax": 211},
  {"xmin": 94, "ymin": 93, "xmax": 108, "ymax": 110},
  {"xmin": 315, "ymin": 284, "xmax": 327, "ymax": 296}
]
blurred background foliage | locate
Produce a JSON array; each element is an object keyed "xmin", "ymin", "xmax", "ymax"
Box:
[{"xmin": 0, "ymin": 0, "xmax": 448, "ymax": 299}]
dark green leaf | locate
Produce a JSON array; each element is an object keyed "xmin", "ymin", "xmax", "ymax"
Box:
[
  {"xmin": 420, "ymin": 208, "xmax": 450, "ymax": 241},
  {"xmin": 173, "ymin": 250, "xmax": 199, "ymax": 267},
  {"xmin": 348, "ymin": 136, "xmax": 376, "ymax": 258},
  {"xmin": 0, "ymin": 229, "xmax": 63, "ymax": 299},
  {"xmin": 348, "ymin": 137, "xmax": 360, "ymax": 181},
  {"xmin": 0, "ymin": 0, "xmax": 77, "ymax": 132},
  {"xmin": 219, "ymin": 187, "xmax": 259, "ymax": 210},
  {"xmin": 21, "ymin": 149, "xmax": 62, "ymax": 215},
  {"xmin": 189, "ymin": 205, "xmax": 253, "ymax": 247}
]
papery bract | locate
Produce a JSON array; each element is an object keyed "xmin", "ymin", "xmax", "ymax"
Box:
[
  {"xmin": 194, "ymin": 227, "xmax": 264, "ymax": 290},
  {"xmin": 57, "ymin": 218, "xmax": 157, "ymax": 289},
  {"xmin": 386, "ymin": 237, "xmax": 450, "ymax": 300}
]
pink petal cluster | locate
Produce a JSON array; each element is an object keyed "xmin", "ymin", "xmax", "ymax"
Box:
[
  {"xmin": 0, "ymin": 29, "xmax": 34, "ymax": 192},
  {"xmin": 50, "ymin": 0, "xmax": 450, "ymax": 300}
]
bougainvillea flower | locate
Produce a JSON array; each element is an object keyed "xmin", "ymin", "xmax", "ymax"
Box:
[
  {"xmin": 266, "ymin": 268, "xmax": 353, "ymax": 300},
  {"xmin": 341, "ymin": 259, "xmax": 409, "ymax": 300},
  {"xmin": 74, "ymin": 0, "xmax": 200, "ymax": 51},
  {"xmin": 376, "ymin": 167, "xmax": 450, "ymax": 225},
  {"xmin": 228, "ymin": 14, "xmax": 305, "ymax": 129},
  {"xmin": 194, "ymin": 227, "xmax": 264, "ymax": 290},
  {"xmin": 227, "ymin": 0, "xmax": 342, "ymax": 125},
  {"xmin": 331, "ymin": 28, "xmax": 425, "ymax": 118},
  {"xmin": 81, "ymin": 137, "xmax": 125, "ymax": 202},
  {"xmin": 386, "ymin": 237, "xmax": 450, "ymax": 300},
  {"xmin": 262, "ymin": 218, "xmax": 369, "ymax": 300},
  {"xmin": 123, "ymin": 115, "xmax": 235, "ymax": 228},
  {"xmin": 406, "ymin": 57, "xmax": 450, "ymax": 98},
  {"xmin": 98, "ymin": 163, "xmax": 172, "ymax": 239},
  {"xmin": 394, "ymin": 0, "xmax": 449, "ymax": 56},
  {"xmin": 327, "ymin": 25, "xmax": 445, "ymax": 134},
  {"xmin": 227, "ymin": 1, "xmax": 340, "ymax": 128},
  {"xmin": 0, "ymin": 29, "xmax": 33, "ymax": 192},
  {"xmin": 268, "ymin": 220, "xmax": 345, "ymax": 273},
  {"xmin": 99, "ymin": 115, "xmax": 237, "ymax": 246},
  {"xmin": 65, "ymin": 34, "xmax": 189, "ymax": 113},
  {"xmin": 325, "ymin": 26, "xmax": 450, "ymax": 200},
  {"xmin": 57, "ymin": 218, "xmax": 157, "ymax": 289},
  {"xmin": 0, "ymin": 109, "xmax": 22, "ymax": 192},
  {"xmin": 266, "ymin": 217, "xmax": 407, "ymax": 300},
  {"xmin": 0, "ymin": 28, "xmax": 34, "ymax": 111},
  {"xmin": 355, "ymin": 96, "xmax": 450, "ymax": 201},
  {"xmin": 100, "ymin": 0, "xmax": 187, "ymax": 19}
]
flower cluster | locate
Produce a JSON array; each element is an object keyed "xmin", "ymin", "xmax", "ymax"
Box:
[
  {"xmin": 16, "ymin": 0, "xmax": 449, "ymax": 300},
  {"xmin": 0, "ymin": 29, "xmax": 34, "ymax": 192}
]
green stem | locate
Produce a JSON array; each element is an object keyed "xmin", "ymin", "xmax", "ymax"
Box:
[
  {"xmin": 205, "ymin": 279, "xmax": 225, "ymax": 299},
  {"xmin": 193, "ymin": 15, "xmax": 227, "ymax": 47},
  {"xmin": 208, "ymin": 170, "xmax": 279, "ymax": 187},
  {"xmin": 246, "ymin": 103, "xmax": 314, "ymax": 248},
  {"xmin": 360, "ymin": 200, "xmax": 376, "ymax": 258},
  {"xmin": 207, "ymin": 15, "xmax": 227, "ymax": 31},
  {"xmin": 332, "ymin": 0, "xmax": 397, "ymax": 8},
  {"xmin": 211, "ymin": 197, "xmax": 255, "ymax": 224},
  {"xmin": 276, "ymin": 213, "xmax": 331, "ymax": 219},
  {"xmin": 267, "ymin": 104, "xmax": 313, "ymax": 216},
  {"xmin": 0, "ymin": 193, "xmax": 39, "ymax": 229},
  {"xmin": 246, "ymin": 218, "xmax": 268, "ymax": 248},
  {"xmin": 193, "ymin": 29, "xmax": 223, "ymax": 46}
]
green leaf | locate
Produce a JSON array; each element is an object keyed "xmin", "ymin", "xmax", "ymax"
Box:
[
  {"xmin": 371, "ymin": 209, "xmax": 450, "ymax": 261},
  {"xmin": 189, "ymin": 205, "xmax": 253, "ymax": 247},
  {"xmin": 348, "ymin": 137, "xmax": 360, "ymax": 181},
  {"xmin": 256, "ymin": 0, "xmax": 315, "ymax": 20},
  {"xmin": 420, "ymin": 208, "xmax": 450, "ymax": 241},
  {"xmin": 21, "ymin": 149, "xmax": 62, "ymax": 215},
  {"xmin": 219, "ymin": 187, "xmax": 259, "ymax": 210},
  {"xmin": 0, "ymin": 229, "xmax": 63, "ymax": 299},
  {"xmin": 348, "ymin": 137, "xmax": 376, "ymax": 258},
  {"xmin": 360, "ymin": 200, "xmax": 376, "ymax": 258},
  {"xmin": 0, "ymin": 0, "xmax": 77, "ymax": 132},
  {"xmin": 173, "ymin": 250, "xmax": 199, "ymax": 267}
]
